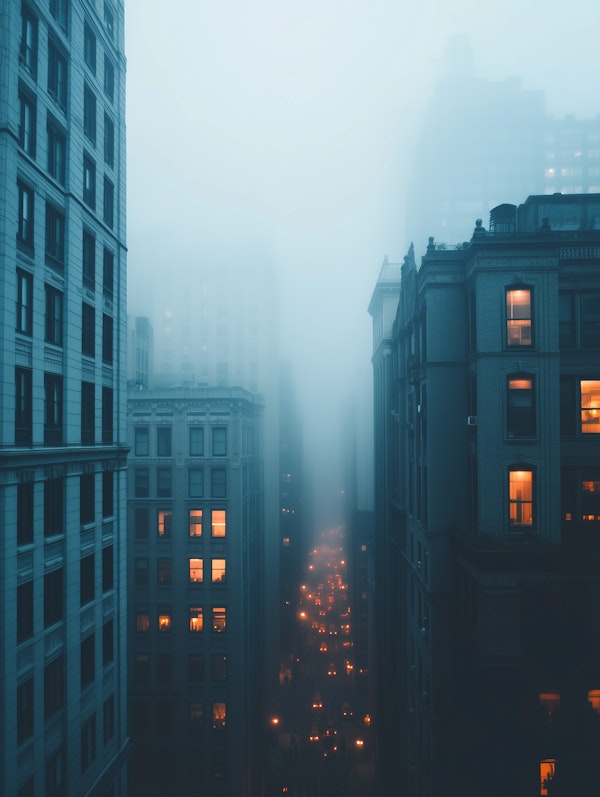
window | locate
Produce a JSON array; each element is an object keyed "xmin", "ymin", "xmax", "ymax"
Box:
[
  {"xmin": 581, "ymin": 293, "xmax": 600, "ymax": 348},
  {"xmin": 17, "ymin": 269, "xmax": 33, "ymax": 336},
  {"xmin": 211, "ymin": 509, "xmax": 226, "ymax": 538},
  {"xmin": 103, "ymin": 619, "xmax": 114, "ymax": 665},
  {"xmin": 44, "ymin": 568, "xmax": 63, "ymax": 627},
  {"xmin": 17, "ymin": 677, "xmax": 34, "ymax": 745},
  {"xmin": 103, "ymin": 248, "xmax": 114, "ymax": 298},
  {"xmin": 80, "ymin": 473, "xmax": 95, "ymax": 525},
  {"xmin": 135, "ymin": 427, "xmax": 149, "ymax": 456},
  {"xmin": 102, "ymin": 314, "xmax": 113, "ymax": 364},
  {"xmin": 188, "ymin": 653, "xmax": 204, "ymax": 681},
  {"xmin": 189, "ymin": 509, "xmax": 203, "ymax": 537},
  {"xmin": 17, "ymin": 581, "xmax": 34, "ymax": 644},
  {"xmin": 80, "ymin": 554, "xmax": 95, "ymax": 606},
  {"xmin": 190, "ymin": 703, "xmax": 204, "ymax": 732},
  {"xmin": 81, "ymin": 635, "xmax": 95, "ymax": 688},
  {"xmin": 158, "ymin": 607, "xmax": 171, "ymax": 632},
  {"xmin": 47, "ymin": 39, "xmax": 67, "ymax": 109},
  {"xmin": 102, "ymin": 471, "xmax": 113, "ymax": 517},
  {"xmin": 45, "ymin": 746, "xmax": 65, "ymax": 797},
  {"xmin": 47, "ymin": 117, "xmax": 66, "ymax": 184},
  {"xmin": 581, "ymin": 471, "xmax": 600, "ymax": 522},
  {"xmin": 507, "ymin": 375, "xmax": 535, "ymax": 437},
  {"xmin": 157, "ymin": 653, "xmax": 172, "ymax": 682},
  {"xmin": 212, "ymin": 607, "xmax": 226, "ymax": 633},
  {"xmin": 211, "ymin": 654, "xmax": 227, "ymax": 681},
  {"xmin": 50, "ymin": 0, "xmax": 68, "ymax": 32},
  {"xmin": 83, "ymin": 155, "xmax": 96, "ymax": 209},
  {"xmin": 20, "ymin": 5, "xmax": 38, "ymax": 77},
  {"xmin": 135, "ymin": 606, "xmax": 149, "ymax": 633},
  {"xmin": 135, "ymin": 507, "xmax": 149, "ymax": 538},
  {"xmin": 103, "ymin": 177, "xmax": 114, "ymax": 227},
  {"xmin": 190, "ymin": 426, "xmax": 204, "ymax": 456},
  {"xmin": 44, "ymin": 373, "xmax": 63, "ymax": 444},
  {"xmin": 211, "ymin": 468, "xmax": 226, "ymax": 498},
  {"xmin": 15, "ymin": 367, "xmax": 32, "ymax": 446},
  {"xmin": 102, "ymin": 545, "xmax": 113, "ymax": 592},
  {"xmin": 189, "ymin": 558, "xmax": 203, "ymax": 583},
  {"xmin": 83, "ymin": 84, "xmax": 96, "ymax": 143},
  {"xmin": 104, "ymin": 113, "xmax": 114, "ymax": 167},
  {"xmin": 212, "ymin": 559, "xmax": 226, "ymax": 584},
  {"xmin": 81, "ymin": 381, "xmax": 95, "ymax": 444},
  {"xmin": 157, "ymin": 558, "xmax": 172, "ymax": 585},
  {"xmin": 17, "ymin": 180, "xmax": 34, "ymax": 250},
  {"xmin": 581, "ymin": 380, "xmax": 600, "ymax": 433},
  {"xmin": 44, "ymin": 655, "xmax": 65, "ymax": 720},
  {"xmin": 135, "ymin": 468, "xmax": 149, "ymax": 497},
  {"xmin": 45, "ymin": 285, "xmax": 63, "ymax": 345},
  {"xmin": 157, "ymin": 508, "xmax": 172, "ymax": 537},
  {"xmin": 212, "ymin": 702, "xmax": 226, "ymax": 730},
  {"xmin": 104, "ymin": 54, "xmax": 115, "ymax": 101},
  {"xmin": 83, "ymin": 22, "xmax": 96, "ymax": 73},
  {"xmin": 157, "ymin": 469, "xmax": 172, "ymax": 497},
  {"xmin": 44, "ymin": 478, "xmax": 63, "ymax": 537},
  {"xmin": 82, "ymin": 302, "xmax": 95, "ymax": 356},
  {"xmin": 45, "ymin": 202, "xmax": 65, "ymax": 266},
  {"xmin": 211, "ymin": 750, "xmax": 227, "ymax": 780},
  {"xmin": 81, "ymin": 713, "xmax": 96, "ymax": 771},
  {"xmin": 189, "ymin": 468, "xmax": 203, "ymax": 498},
  {"xmin": 134, "ymin": 557, "xmax": 149, "ymax": 586},
  {"xmin": 104, "ymin": 3, "xmax": 115, "ymax": 39},
  {"xmin": 102, "ymin": 386, "xmax": 113, "ymax": 443},
  {"xmin": 103, "ymin": 695, "xmax": 115, "ymax": 744},
  {"xmin": 189, "ymin": 607, "xmax": 203, "ymax": 632},
  {"xmin": 212, "ymin": 427, "xmax": 227, "ymax": 456},
  {"xmin": 17, "ymin": 482, "xmax": 34, "ymax": 545},
  {"xmin": 506, "ymin": 287, "xmax": 532, "ymax": 347},
  {"xmin": 19, "ymin": 85, "xmax": 36, "ymax": 157},
  {"xmin": 157, "ymin": 427, "xmax": 172, "ymax": 456},
  {"xmin": 509, "ymin": 469, "xmax": 534, "ymax": 529},
  {"xmin": 18, "ymin": 778, "xmax": 34, "ymax": 797}
]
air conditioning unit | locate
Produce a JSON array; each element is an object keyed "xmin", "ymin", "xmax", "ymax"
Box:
[{"xmin": 467, "ymin": 415, "xmax": 478, "ymax": 426}]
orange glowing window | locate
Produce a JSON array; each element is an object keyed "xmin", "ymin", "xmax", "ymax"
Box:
[
  {"xmin": 189, "ymin": 509, "xmax": 202, "ymax": 537},
  {"xmin": 212, "ymin": 701, "xmax": 226, "ymax": 730},
  {"xmin": 189, "ymin": 558, "xmax": 203, "ymax": 583},
  {"xmin": 539, "ymin": 692, "xmax": 560, "ymax": 716},
  {"xmin": 211, "ymin": 558, "xmax": 226, "ymax": 584},
  {"xmin": 211, "ymin": 509, "xmax": 226, "ymax": 538},
  {"xmin": 506, "ymin": 288, "xmax": 532, "ymax": 347},
  {"xmin": 157, "ymin": 509, "xmax": 172, "ymax": 537},
  {"xmin": 588, "ymin": 689, "xmax": 600, "ymax": 714},
  {"xmin": 136, "ymin": 608, "xmax": 149, "ymax": 632},
  {"xmin": 212, "ymin": 607, "xmax": 226, "ymax": 633},
  {"xmin": 540, "ymin": 759, "xmax": 556, "ymax": 796},
  {"xmin": 509, "ymin": 470, "xmax": 533, "ymax": 527},
  {"xmin": 189, "ymin": 607, "xmax": 203, "ymax": 632},
  {"xmin": 158, "ymin": 612, "xmax": 171, "ymax": 632},
  {"xmin": 580, "ymin": 380, "xmax": 600, "ymax": 433}
]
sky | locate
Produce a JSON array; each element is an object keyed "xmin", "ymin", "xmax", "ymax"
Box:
[{"xmin": 124, "ymin": 0, "xmax": 600, "ymax": 517}]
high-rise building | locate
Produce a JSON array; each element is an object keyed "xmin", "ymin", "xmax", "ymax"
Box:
[
  {"xmin": 370, "ymin": 194, "xmax": 600, "ymax": 795},
  {"xmin": 0, "ymin": 2, "xmax": 128, "ymax": 796},
  {"xmin": 126, "ymin": 386, "xmax": 264, "ymax": 796}
]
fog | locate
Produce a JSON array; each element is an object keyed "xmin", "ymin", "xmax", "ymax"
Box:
[{"xmin": 125, "ymin": 0, "xmax": 600, "ymax": 524}]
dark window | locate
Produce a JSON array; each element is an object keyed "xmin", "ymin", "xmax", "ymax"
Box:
[
  {"xmin": 45, "ymin": 285, "xmax": 63, "ymax": 346},
  {"xmin": 135, "ymin": 507, "xmax": 149, "ymax": 538},
  {"xmin": 44, "ymin": 373, "xmax": 63, "ymax": 445},
  {"xmin": 104, "ymin": 113, "xmax": 114, "ymax": 167},
  {"xmin": 17, "ymin": 581, "xmax": 34, "ymax": 643},
  {"xmin": 135, "ymin": 427, "xmax": 149, "ymax": 456},
  {"xmin": 189, "ymin": 703, "xmax": 204, "ymax": 733},
  {"xmin": 47, "ymin": 116, "xmax": 66, "ymax": 184},
  {"xmin": 212, "ymin": 427, "xmax": 227, "ymax": 456},
  {"xmin": 157, "ymin": 558, "xmax": 172, "ymax": 585},
  {"xmin": 211, "ymin": 654, "xmax": 227, "ymax": 681},
  {"xmin": 81, "ymin": 381, "xmax": 95, "ymax": 444},
  {"xmin": 135, "ymin": 468, "xmax": 149, "ymax": 497},
  {"xmin": 104, "ymin": 2, "xmax": 115, "ymax": 39},
  {"xmin": 103, "ymin": 248, "xmax": 114, "ymax": 299},
  {"xmin": 507, "ymin": 375, "xmax": 536, "ymax": 437},
  {"xmin": 211, "ymin": 468, "xmax": 226, "ymax": 498},
  {"xmin": 157, "ymin": 427, "xmax": 171, "ymax": 456},
  {"xmin": 188, "ymin": 653, "xmax": 204, "ymax": 682},
  {"xmin": 581, "ymin": 293, "xmax": 600, "ymax": 348},
  {"xmin": 102, "ymin": 386, "xmax": 113, "ymax": 443},
  {"xmin": 17, "ymin": 180, "xmax": 34, "ymax": 250},
  {"xmin": 15, "ymin": 367, "xmax": 33, "ymax": 446},
  {"xmin": 134, "ymin": 557, "xmax": 148, "ymax": 586},
  {"xmin": 81, "ymin": 713, "xmax": 96, "ymax": 771},
  {"xmin": 47, "ymin": 39, "xmax": 67, "ymax": 109},
  {"xmin": 559, "ymin": 292, "xmax": 575, "ymax": 348},
  {"xmin": 44, "ymin": 654, "xmax": 65, "ymax": 720},
  {"xmin": 45, "ymin": 202, "xmax": 65, "ymax": 267},
  {"xmin": 103, "ymin": 695, "xmax": 115, "ymax": 744},
  {"xmin": 50, "ymin": 0, "xmax": 69, "ymax": 32},
  {"xmin": 103, "ymin": 177, "xmax": 114, "ymax": 227},
  {"xmin": 19, "ymin": 84, "xmax": 36, "ymax": 157},
  {"xmin": 135, "ymin": 609, "xmax": 149, "ymax": 635},
  {"xmin": 82, "ymin": 302, "xmax": 95, "ymax": 356},
  {"xmin": 20, "ymin": 5, "xmax": 38, "ymax": 77},
  {"xmin": 83, "ymin": 22, "xmax": 96, "ymax": 73},
  {"xmin": 80, "ymin": 473, "xmax": 95, "ymax": 525},
  {"xmin": 83, "ymin": 157, "xmax": 96, "ymax": 210},
  {"xmin": 44, "ymin": 568, "xmax": 63, "ymax": 627},
  {"xmin": 80, "ymin": 634, "xmax": 95, "ymax": 689},
  {"xmin": 80, "ymin": 554, "xmax": 95, "ymax": 606},
  {"xmin": 104, "ymin": 54, "xmax": 115, "ymax": 101},
  {"xmin": 102, "ymin": 545, "xmax": 113, "ymax": 592},
  {"xmin": 506, "ymin": 287, "xmax": 532, "ymax": 347},
  {"xmin": 83, "ymin": 83, "xmax": 96, "ymax": 143},
  {"xmin": 102, "ymin": 619, "xmax": 114, "ymax": 665},
  {"xmin": 102, "ymin": 314, "xmax": 113, "ymax": 364},
  {"xmin": 17, "ymin": 482, "xmax": 34, "ymax": 545},
  {"xmin": 189, "ymin": 468, "xmax": 203, "ymax": 498},
  {"xmin": 45, "ymin": 746, "xmax": 65, "ymax": 797},
  {"xmin": 44, "ymin": 478, "xmax": 63, "ymax": 537},
  {"xmin": 18, "ymin": 777, "xmax": 34, "ymax": 797},
  {"xmin": 17, "ymin": 269, "xmax": 33, "ymax": 335},
  {"xmin": 17, "ymin": 677, "xmax": 34, "ymax": 745},
  {"xmin": 102, "ymin": 471, "xmax": 113, "ymax": 517},
  {"xmin": 157, "ymin": 653, "xmax": 172, "ymax": 682},
  {"xmin": 157, "ymin": 468, "xmax": 172, "ymax": 498},
  {"xmin": 190, "ymin": 426, "xmax": 204, "ymax": 456}
]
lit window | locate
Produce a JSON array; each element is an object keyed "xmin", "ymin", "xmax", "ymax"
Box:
[
  {"xmin": 189, "ymin": 558, "xmax": 203, "ymax": 583},
  {"xmin": 507, "ymin": 376, "xmax": 535, "ymax": 437},
  {"xmin": 189, "ymin": 607, "xmax": 203, "ymax": 632},
  {"xmin": 189, "ymin": 509, "xmax": 202, "ymax": 537},
  {"xmin": 212, "ymin": 702, "xmax": 226, "ymax": 730},
  {"xmin": 506, "ymin": 288, "xmax": 532, "ymax": 347},
  {"xmin": 211, "ymin": 559, "xmax": 226, "ymax": 584},
  {"xmin": 212, "ymin": 607, "xmax": 226, "ymax": 633},
  {"xmin": 212, "ymin": 509, "xmax": 226, "ymax": 538},
  {"xmin": 136, "ymin": 606, "xmax": 149, "ymax": 633},
  {"xmin": 539, "ymin": 692, "xmax": 560, "ymax": 718},
  {"xmin": 158, "ymin": 610, "xmax": 171, "ymax": 632},
  {"xmin": 581, "ymin": 474, "xmax": 600, "ymax": 521},
  {"xmin": 588, "ymin": 689, "xmax": 600, "ymax": 714},
  {"xmin": 580, "ymin": 380, "xmax": 600, "ymax": 433},
  {"xmin": 540, "ymin": 759, "xmax": 556, "ymax": 796},
  {"xmin": 157, "ymin": 509, "xmax": 172, "ymax": 537},
  {"xmin": 509, "ymin": 470, "xmax": 533, "ymax": 528}
]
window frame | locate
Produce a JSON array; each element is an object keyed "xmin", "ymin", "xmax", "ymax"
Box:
[
  {"xmin": 508, "ymin": 467, "xmax": 535, "ymax": 531},
  {"xmin": 505, "ymin": 286, "xmax": 533, "ymax": 348},
  {"xmin": 17, "ymin": 269, "xmax": 33, "ymax": 336},
  {"xmin": 506, "ymin": 373, "xmax": 536, "ymax": 438},
  {"xmin": 45, "ymin": 284, "xmax": 64, "ymax": 346}
]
